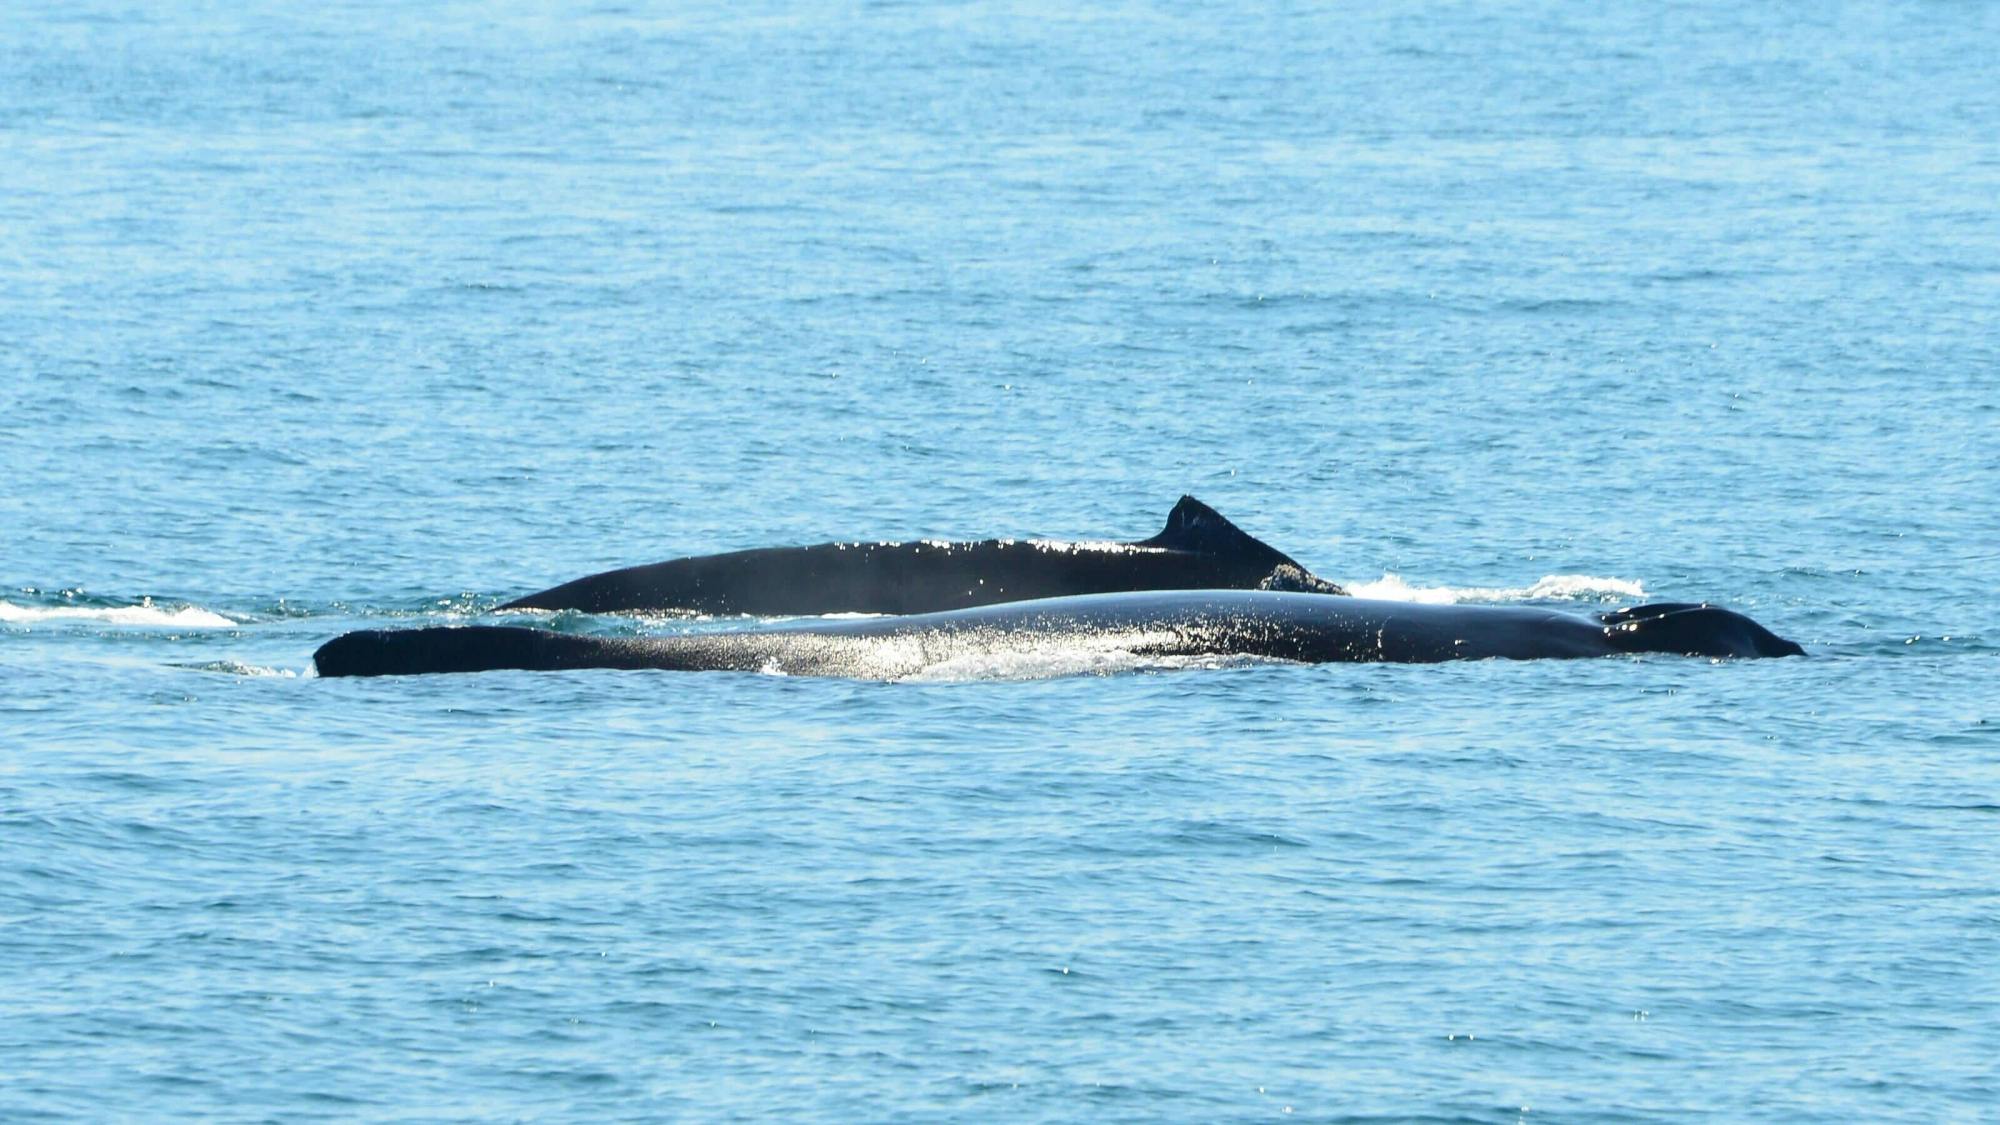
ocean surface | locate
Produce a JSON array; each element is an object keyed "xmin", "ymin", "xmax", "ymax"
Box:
[{"xmin": 4, "ymin": 1, "xmax": 1997, "ymax": 1119}]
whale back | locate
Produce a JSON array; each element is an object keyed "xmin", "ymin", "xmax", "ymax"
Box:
[
  {"xmin": 315, "ymin": 592, "xmax": 1806, "ymax": 678},
  {"xmin": 500, "ymin": 495, "xmax": 1342, "ymax": 615}
]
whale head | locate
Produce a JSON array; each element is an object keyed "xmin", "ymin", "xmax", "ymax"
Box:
[{"xmin": 1598, "ymin": 603, "xmax": 1805, "ymax": 658}]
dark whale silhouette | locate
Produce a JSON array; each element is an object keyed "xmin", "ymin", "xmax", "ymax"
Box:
[
  {"xmin": 315, "ymin": 591, "xmax": 1804, "ymax": 678},
  {"xmin": 500, "ymin": 496, "xmax": 1343, "ymax": 615}
]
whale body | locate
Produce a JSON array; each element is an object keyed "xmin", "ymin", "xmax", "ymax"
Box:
[
  {"xmin": 499, "ymin": 496, "xmax": 1342, "ymax": 615},
  {"xmin": 315, "ymin": 590, "xmax": 1804, "ymax": 679}
]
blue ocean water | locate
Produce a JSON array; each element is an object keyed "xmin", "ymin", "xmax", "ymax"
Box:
[{"xmin": 4, "ymin": 1, "xmax": 1997, "ymax": 1118}]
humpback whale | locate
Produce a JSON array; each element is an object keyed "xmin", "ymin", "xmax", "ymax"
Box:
[
  {"xmin": 499, "ymin": 496, "xmax": 1343, "ymax": 616},
  {"xmin": 315, "ymin": 590, "xmax": 1804, "ymax": 678}
]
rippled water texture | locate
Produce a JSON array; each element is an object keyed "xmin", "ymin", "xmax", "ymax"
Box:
[{"xmin": 3, "ymin": 2, "xmax": 1997, "ymax": 1119}]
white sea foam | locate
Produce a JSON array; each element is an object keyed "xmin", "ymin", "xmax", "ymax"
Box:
[
  {"xmin": 1344, "ymin": 573, "xmax": 1645, "ymax": 605},
  {"xmin": 175, "ymin": 660, "xmax": 300, "ymax": 677},
  {"xmin": 0, "ymin": 599, "xmax": 238, "ymax": 628}
]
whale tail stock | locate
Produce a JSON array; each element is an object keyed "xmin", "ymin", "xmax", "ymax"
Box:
[{"xmin": 1597, "ymin": 603, "xmax": 1805, "ymax": 658}]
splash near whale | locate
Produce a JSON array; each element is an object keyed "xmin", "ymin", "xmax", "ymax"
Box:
[
  {"xmin": 315, "ymin": 590, "xmax": 1804, "ymax": 679},
  {"xmin": 499, "ymin": 495, "xmax": 1343, "ymax": 616}
]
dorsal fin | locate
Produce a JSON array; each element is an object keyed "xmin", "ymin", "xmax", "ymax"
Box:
[{"xmin": 1137, "ymin": 495, "xmax": 1302, "ymax": 570}]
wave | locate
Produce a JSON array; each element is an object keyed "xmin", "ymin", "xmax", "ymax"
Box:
[
  {"xmin": 0, "ymin": 598, "xmax": 237, "ymax": 628},
  {"xmin": 1344, "ymin": 573, "xmax": 1645, "ymax": 605}
]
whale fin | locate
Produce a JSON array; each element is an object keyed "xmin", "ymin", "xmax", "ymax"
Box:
[
  {"xmin": 1598, "ymin": 603, "xmax": 1805, "ymax": 658},
  {"xmin": 1140, "ymin": 496, "xmax": 1291, "ymax": 560},
  {"xmin": 1135, "ymin": 496, "xmax": 1339, "ymax": 589}
]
